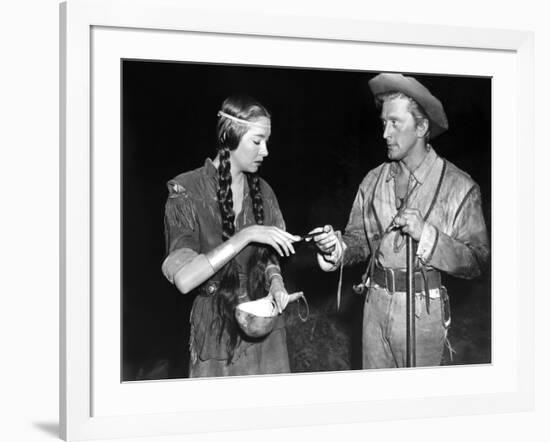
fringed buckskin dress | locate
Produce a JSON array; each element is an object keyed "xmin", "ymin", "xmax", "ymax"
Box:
[{"xmin": 162, "ymin": 159, "xmax": 290, "ymax": 377}]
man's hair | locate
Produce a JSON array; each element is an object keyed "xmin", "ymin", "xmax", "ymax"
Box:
[{"xmin": 376, "ymin": 91, "xmax": 431, "ymax": 140}]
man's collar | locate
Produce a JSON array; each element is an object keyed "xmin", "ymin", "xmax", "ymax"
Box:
[{"xmin": 387, "ymin": 147, "xmax": 438, "ymax": 184}]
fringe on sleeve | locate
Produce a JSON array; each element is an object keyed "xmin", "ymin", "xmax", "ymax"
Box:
[{"xmin": 164, "ymin": 182, "xmax": 196, "ymax": 231}]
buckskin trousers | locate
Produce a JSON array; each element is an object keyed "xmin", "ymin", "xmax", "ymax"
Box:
[{"xmin": 362, "ymin": 286, "xmax": 447, "ymax": 369}]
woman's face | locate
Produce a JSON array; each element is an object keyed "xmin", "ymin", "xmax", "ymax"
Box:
[{"xmin": 230, "ymin": 117, "xmax": 271, "ymax": 174}]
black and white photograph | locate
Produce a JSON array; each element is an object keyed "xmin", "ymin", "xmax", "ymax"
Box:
[
  {"xmin": 122, "ymin": 60, "xmax": 491, "ymax": 381},
  {"xmin": 7, "ymin": 0, "xmax": 549, "ymax": 440}
]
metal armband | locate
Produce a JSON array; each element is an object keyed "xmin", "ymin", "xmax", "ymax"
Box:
[
  {"xmin": 265, "ymin": 264, "xmax": 282, "ymax": 282},
  {"xmin": 205, "ymin": 242, "xmax": 237, "ymax": 273}
]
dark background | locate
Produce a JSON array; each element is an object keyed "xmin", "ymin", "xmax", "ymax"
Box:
[{"xmin": 122, "ymin": 60, "xmax": 491, "ymax": 381}]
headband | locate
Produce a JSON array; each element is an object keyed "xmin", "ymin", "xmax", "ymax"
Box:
[{"xmin": 217, "ymin": 110, "xmax": 271, "ymax": 129}]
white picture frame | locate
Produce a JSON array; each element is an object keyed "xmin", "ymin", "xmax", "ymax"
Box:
[{"xmin": 60, "ymin": 0, "xmax": 534, "ymax": 440}]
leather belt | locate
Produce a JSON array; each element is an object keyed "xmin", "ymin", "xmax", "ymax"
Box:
[
  {"xmin": 371, "ymin": 265, "xmax": 442, "ymax": 314},
  {"xmin": 372, "ymin": 266, "xmax": 441, "ymax": 294}
]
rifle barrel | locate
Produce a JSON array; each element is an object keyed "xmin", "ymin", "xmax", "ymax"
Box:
[{"xmin": 406, "ymin": 235, "xmax": 417, "ymax": 367}]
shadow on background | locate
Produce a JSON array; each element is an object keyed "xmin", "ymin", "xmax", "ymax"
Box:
[{"xmin": 33, "ymin": 421, "xmax": 59, "ymax": 438}]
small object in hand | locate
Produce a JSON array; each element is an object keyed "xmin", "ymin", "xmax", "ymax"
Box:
[
  {"xmin": 300, "ymin": 232, "xmax": 319, "ymax": 241},
  {"xmin": 300, "ymin": 225, "xmax": 332, "ymax": 241}
]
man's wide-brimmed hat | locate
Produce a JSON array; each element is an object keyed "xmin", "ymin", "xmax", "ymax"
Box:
[{"xmin": 368, "ymin": 73, "xmax": 449, "ymax": 139}]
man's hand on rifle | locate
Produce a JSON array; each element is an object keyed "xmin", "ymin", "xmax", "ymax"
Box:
[{"xmin": 393, "ymin": 208, "xmax": 425, "ymax": 241}]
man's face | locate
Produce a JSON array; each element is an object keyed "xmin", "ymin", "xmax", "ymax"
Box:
[{"xmin": 380, "ymin": 97, "xmax": 422, "ymax": 162}]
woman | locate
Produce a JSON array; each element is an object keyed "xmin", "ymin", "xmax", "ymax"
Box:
[{"xmin": 162, "ymin": 95, "xmax": 300, "ymax": 377}]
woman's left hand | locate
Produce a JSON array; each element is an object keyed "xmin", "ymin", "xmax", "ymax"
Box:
[{"xmin": 268, "ymin": 277, "xmax": 289, "ymax": 314}]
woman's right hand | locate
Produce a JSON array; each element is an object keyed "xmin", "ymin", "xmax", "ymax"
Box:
[{"xmin": 239, "ymin": 225, "xmax": 300, "ymax": 257}]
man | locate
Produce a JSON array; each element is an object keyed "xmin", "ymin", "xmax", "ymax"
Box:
[{"xmin": 311, "ymin": 73, "xmax": 489, "ymax": 368}]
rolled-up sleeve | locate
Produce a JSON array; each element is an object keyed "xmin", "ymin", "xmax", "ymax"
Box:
[
  {"xmin": 342, "ymin": 185, "xmax": 370, "ymax": 265},
  {"xmin": 162, "ymin": 183, "xmax": 200, "ymax": 283},
  {"xmin": 420, "ymin": 184, "xmax": 489, "ymax": 279}
]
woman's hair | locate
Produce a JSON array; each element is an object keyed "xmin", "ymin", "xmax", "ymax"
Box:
[
  {"xmin": 376, "ymin": 91, "xmax": 431, "ymax": 140},
  {"xmin": 213, "ymin": 95, "xmax": 275, "ymax": 362}
]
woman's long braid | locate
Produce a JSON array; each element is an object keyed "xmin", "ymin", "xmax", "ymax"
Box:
[
  {"xmin": 248, "ymin": 173, "xmax": 264, "ymax": 225},
  {"xmin": 247, "ymin": 173, "xmax": 276, "ymax": 301},
  {"xmin": 211, "ymin": 95, "xmax": 274, "ymax": 364},
  {"xmin": 216, "ymin": 145, "xmax": 236, "ymax": 240},
  {"xmin": 215, "ymin": 143, "xmax": 241, "ymax": 362}
]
